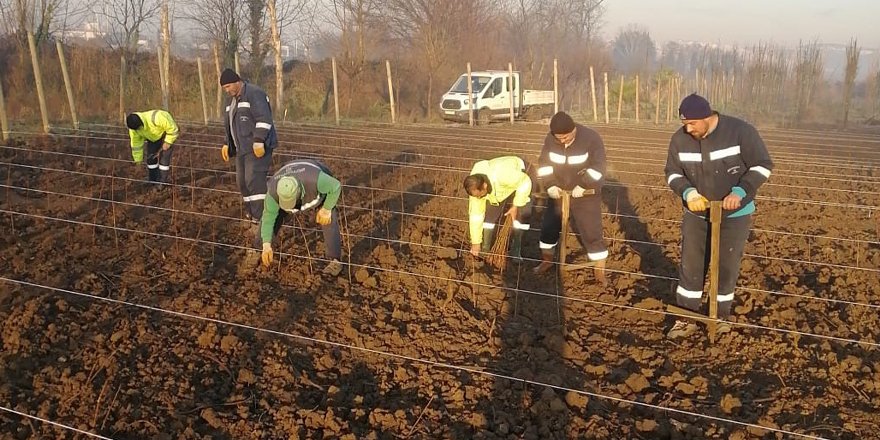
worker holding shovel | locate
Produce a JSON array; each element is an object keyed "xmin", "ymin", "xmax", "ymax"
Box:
[
  {"xmin": 533, "ymin": 112, "xmax": 608, "ymax": 282},
  {"xmin": 665, "ymin": 94, "xmax": 773, "ymax": 338}
]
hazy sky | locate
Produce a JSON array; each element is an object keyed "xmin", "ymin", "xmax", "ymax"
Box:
[{"xmin": 604, "ymin": 0, "xmax": 879, "ymax": 47}]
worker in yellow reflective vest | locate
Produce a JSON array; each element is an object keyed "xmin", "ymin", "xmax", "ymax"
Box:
[
  {"xmin": 463, "ymin": 156, "xmax": 533, "ymax": 261},
  {"xmin": 126, "ymin": 109, "xmax": 180, "ymax": 188}
]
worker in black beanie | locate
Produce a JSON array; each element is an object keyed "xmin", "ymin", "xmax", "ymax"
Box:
[
  {"xmin": 533, "ymin": 111, "xmax": 608, "ymax": 284},
  {"xmin": 219, "ymin": 67, "xmax": 279, "ymax": 273},
  {"xmin": 125, "ymin": 109, "xmax": 180, "ymax": 188},
  {"xmin": 665, "ymin": 93, "xmax": 774, "ymax": 338}
]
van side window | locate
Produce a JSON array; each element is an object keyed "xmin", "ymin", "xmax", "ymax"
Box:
[{"xmin": 484, "ymin": 78, "xmax": 502, "ymax": 98}]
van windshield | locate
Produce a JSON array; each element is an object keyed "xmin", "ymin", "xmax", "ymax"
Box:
[{"xmin": 450, "ymin": 75, "xmax": 491, "ymax": 93}]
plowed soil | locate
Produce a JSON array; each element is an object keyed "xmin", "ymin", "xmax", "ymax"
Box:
[{"xmin": 1, "ymin": 122, "xmax": 879, "ymax": 439}]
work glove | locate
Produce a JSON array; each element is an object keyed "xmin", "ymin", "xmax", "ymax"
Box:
[
  {"xmin": 547, "ymin": 186, "xmax": 562, "ymax": 199},
  {"xmin": 221, "ymin": 144, "xmax": 230, "ymax": 162},
  {"xmin": 686, "ymin": 190, "xmax": 709, "ymax": 212},
  {"xmin": 253, "ymin": 141, "xmax": 266, "ymax": 158},
  {"xmin": 162, "ymin": 142, "xmax": 171, "ymax": 151},
  {"xmin": 316, "ymin": 208, "xmax": 332, "ymax": 226},
  {"xmin": 261, "ymin": 242, "xmax": 273, "ymax": 267},
  {"xmin": 572, "ymin": 185, "xmax": 588, "ymax": 198}
]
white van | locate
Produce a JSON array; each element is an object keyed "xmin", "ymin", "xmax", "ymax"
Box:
[{"xmin": 439, "ymin": 70, "xmax": 555, "ymax": 124}]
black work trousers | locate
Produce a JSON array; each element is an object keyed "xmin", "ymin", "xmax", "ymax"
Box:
[
  {"xmin": 675, "ymin": 211, "xmax": 752, "ymax": 318},
  {"xmin": 539, "ymin": 194, "xmax": 607, "ymax": 261}
]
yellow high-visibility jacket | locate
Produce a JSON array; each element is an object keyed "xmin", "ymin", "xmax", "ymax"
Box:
[
  {"xmin": 468, "ymin": 156, "xmax": 532, "ymax": 244},
  {"xmin": 128, "ymin": 110, "xmax": 180, "ymax": 162}
]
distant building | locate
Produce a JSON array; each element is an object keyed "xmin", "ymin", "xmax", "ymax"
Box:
[{"xmin": 63, "ymin": 22, "xmax": 105, "ymax": 41}]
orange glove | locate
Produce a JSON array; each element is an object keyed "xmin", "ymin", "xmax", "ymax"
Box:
[
  {"xmin": 316, "ymin": 208, "xmax": 332, "ymax": 225},
  {"xmin": 686, "ymin": 191, "xmax": 709, "ymax": 212},
  {"xmin": 261, "ymin": 243, "xmax": 273, "ymax": 267},
  {"xmin": 221, "ymin": 144, "xmax": 230, "ymax": 162},
  {"xmin": 253, "ymin": 142, "xmax": 265, "ymax": 158}
]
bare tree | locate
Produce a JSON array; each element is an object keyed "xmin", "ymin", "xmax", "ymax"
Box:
[
  {"xmin": 612, "ymin": 24, "xmax": 655, "ymax": 75},
  {"xmin": 869, "ymin": 60, "xmax": 880, "ymax": 120},
  {"xmin": 95, "ymin": 0, "xmax": 160, "ymax": 58},
  {"xmin": 320, "ymin": 0, "xmax": 382, "ymax": 113},
  {"xmin": 7, "ymin": 0, "xmax": 69, "ymax": 43},
  {"xmin": 181, "ymin": 0, "xmax": 242, "ymax": 66},
  {"xmin": 794, "ymin": 39, "xmax": 823, "ymax": 125},
  {"xmin": 244, "ymin": 0, "xmax": 266, "ymax": 81},
  {"xmin": 383, "ymin": 0, "xmax": 492, "ymax": 117},
  {"xmin": 842, "ymin": 38, "xmax": 860, "ymax": 128}
]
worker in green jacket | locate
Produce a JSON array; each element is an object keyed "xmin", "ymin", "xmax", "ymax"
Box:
[
  {"xmin": 253, "ymin": 159, "xmax": 344, "ymax": 276},
  {"xmin": 463, "ymin": 156, "xmax": 533, "ymax": 260},
  {"xmin": 126, "ymin": 109, "xmax": 180, "ymax": 186}
]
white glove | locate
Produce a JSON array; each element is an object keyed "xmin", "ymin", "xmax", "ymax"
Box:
[
  {"xmin": 547, "ymin": 186, "xmax": 562, "ymax": 199},
  {"xmin": 572, "ymin": 185, "xmax": 587, "ymax": 198}
]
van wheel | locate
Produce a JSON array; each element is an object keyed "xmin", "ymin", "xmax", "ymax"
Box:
[{"xmin": 477, "ymin": 109, "xmax": 491, "ymax": 126}]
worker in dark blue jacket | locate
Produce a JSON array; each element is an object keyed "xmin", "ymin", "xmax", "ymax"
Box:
[{"xmin": 665, "ymin": 94, "xmax": 773, "ymax": 337}]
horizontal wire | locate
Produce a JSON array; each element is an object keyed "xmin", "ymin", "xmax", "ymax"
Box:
[
  {"xmin": 13, "ymin": 128, "xmax": 880, "ymax": 208},
  {"xmin": 0, "ymin": 277, "xmax": 832, "ymax": 440},
  {"xmin": 3, "ymin": 166, "xmax": 877, "ymax": 275},
  {"xmin": 0, "ymin": 405, "xmax": 115, "ymax": 439},
  {"xmin": 6, "ymin": 138, "xmax": 880, "ymax": 219},
  {"xmin": 285, "ymin": 123, "xmax": 880, "ymax": 173},
  {"xmin": 281, "ymin": 122, "xmax": 880, "ymax": 174},
  {"xmin": 4, "ymin": 157, "xmax": 878, "ymax": 271},
  {"xmin": 44, "ymin": 124, "xmax": 880, "ymax": 186},
  {"xmin": 9, "ymin": 181, "xmax": 880, "ymax": 310},
  {"xmin": 8, "ymin": 184, "xmax": 880, "ymax": 309},
  {"xmin": 3, "ymin": 208, "xmax": 878, "ymax": 348}
]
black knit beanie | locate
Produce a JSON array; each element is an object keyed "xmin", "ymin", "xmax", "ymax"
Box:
[
  {"xmin": 126, "ymin": 113, "xmax": 143, "ymax": 130},
  {"xmin": 549, "ymin": 111, "xmax": 576, "ymax": 135},
  {"xmin": 219, "ymin": 68, "xmax": 241, "ymax": 85}
]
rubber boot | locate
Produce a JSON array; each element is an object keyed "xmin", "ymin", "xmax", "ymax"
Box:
[
  {"xmin": 509, "ymin": 229, "xmax": 524, "ymax": 262},
  {"xmin": 480, "ymin": 228, "xmax": 496, "ymax": 255},
  {"xmin": 532, "ymin": 249, "xmax": 555, "ymax": 274}
]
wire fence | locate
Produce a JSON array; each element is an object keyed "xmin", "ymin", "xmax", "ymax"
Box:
[
  {"xmin": 1, "ymin": 122, "xmax": 877, "ymax": 438},
  {"xmin": 0, "ymin": 277, "xmax": 836, "ymax": 440}
]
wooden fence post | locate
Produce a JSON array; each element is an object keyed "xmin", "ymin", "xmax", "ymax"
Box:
[
  {"xmin": 27, "ymin": 33, "xmax": 50, "ymax": 133},
  {"xmin": 635, "ymin": 75, "xmax": 640, "ymax": 123},
  {"xmin": 332, "ymin": 57, "xmax": 340, "ymax": 125},
  {"xmin": 120, "ymin": 56, "xmax": 126, "ymax": 122},
  {"xmin": 56, "ymin": 40, "xmax": 78, "ymax": 130},
  {"xmin": 616, "ymin": 74, "xmax": 624, "ymax": 123},
  {"xmin": 603, "ymin": 72, "xmax": 609, "ymax": 124},
  {"xmin": 654, "ymin": 78, "xmax": 661, "ymax": 125},
  {"xmin": 0, "ymin": 79, "xmax": 8, "ymax": 140},
  {"xmin": 508, "ymin": 62, "xmax": 515, "ymax": 123},
  {"xmin": 213, "ymin": 44, "xmax": 222, "ymax": 119},
  {"xmin": 589, "ymin": 66, "xmax": 598, "ymax": 122},
  {"xmin": 197, "ymin": 57, "xmax": 208, "ymax": 125},
  {"xmin": 467, "ymin": 62, "xmax": 474, "ymax": 126},
  {"xmin": 553, "ymin": 58, "xmax": 559, "ymax": 114},
  {"xmin": 386, "ymin": 60, "xmax": 396, "ymax": 124}
]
